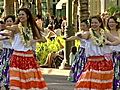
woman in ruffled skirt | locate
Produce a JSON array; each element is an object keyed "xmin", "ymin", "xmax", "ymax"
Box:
[
  {"xmin": 74, "ymin": 16, "xmax": 120, "ymax": 90},
  {"xmin": 106, "ymin": 16, "xmax": 120, "ymax": 90},
  {"xmin": 0, "ymin": 15, "xmax": 15, "ymax": 89},
  {"xmin": 5, "ymin": 8, "xmax": 48, "ymax": 90}
]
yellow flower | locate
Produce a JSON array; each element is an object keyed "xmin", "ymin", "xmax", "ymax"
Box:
[{"xmin": 117, "ymin": 18, "xmax": 120, "ymax": 22}]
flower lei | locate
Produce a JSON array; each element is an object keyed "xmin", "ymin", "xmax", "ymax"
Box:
[
  {"xmin": 117, "ymin": 18, "xmax": 120, "ymax": 22},
  {"xmin": 90, "ymin": 28, "xmax": 105, "ymax": 47},
  {"xmin": 18, "ymin": 23, "xmax": 33, "ymax": 47}
]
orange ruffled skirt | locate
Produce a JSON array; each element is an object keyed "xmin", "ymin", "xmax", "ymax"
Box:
[
  {"xmin": 75, "ymin": 56, "xmax": 114, "ymax": 90},
  {"xmin": 9, "ymin": 50, "xmax": 48, "ymax": 90}
]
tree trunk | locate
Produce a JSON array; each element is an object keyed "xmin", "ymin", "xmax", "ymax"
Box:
[
  {"xmin": 36, "ymin": 0, "xmax": 42, "ymax": 15},
  {"xmin": 4, "ymin": 0, "xmax": 14, "ymax": 17},
  {"xmin": 79, "ymin": 0, "xmax": 89, "ymax": 21},
  {"xmin": 14, "ymin": 0, "xmax": 19, "ymax": 17},
  {"xmin": 65, "ymin": 0, "xmax": 74, "ymax": 66},
  {"xmin": 46, "ymin": 0, "xmax": 52, "ymax": 16},
  {"xmin": 31, "ymin": 0, "xmax": 36, "ymax": 16},
  {"xmin": 73, "ymin": 0, "xmax": 78, "ymax": 32}
]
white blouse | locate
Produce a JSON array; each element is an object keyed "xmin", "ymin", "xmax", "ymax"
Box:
[
  {"xmin": 80, "ymin": 39, "xmax": 87, "ymax": 48},
  {"xmin": 2, "ymin": 39, "xmax": 12, "ymax": 49},
  {"xmin": 85, "ymin": 39, "xmax": 112, "ymax": 57},
  {"xmin": 110, "ymin": 44, "xmax": 120, "ymax": 52},
  {"xmin": 12, "ymin": 33, "xmax": 33, "ymax": 51}
]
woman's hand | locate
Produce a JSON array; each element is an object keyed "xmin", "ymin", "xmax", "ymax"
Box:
[
  {"xmin": 0, "ymin": 35, "xmax": 10, "ymax": 40},
  {"xmin": 105, "ymin": 40, "xmax": 112, "ymax": 45},
  {"xmin": 0, "ymin": 30, "xmax": 12, "ymax": 37}
]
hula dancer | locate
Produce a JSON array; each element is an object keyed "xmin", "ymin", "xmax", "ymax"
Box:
[
  {"xmin": 74, "ymin": 16, "xmax": 120, "ymax": 90},
  {"xmin": 106, "ymin": 16, "xmax": 120, "ymax": 90},
  {"xmin": 5, "ymin": 8, "xmax": 47, "ymax": 90},
  {"xmin": 0, "ymin": 15, "xmax": 15, "ymax": 90}
]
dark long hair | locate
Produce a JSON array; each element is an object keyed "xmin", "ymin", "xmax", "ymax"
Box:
[{"xmin": 16, "ymin": 8, "xmax": 42, "ymax": 39}]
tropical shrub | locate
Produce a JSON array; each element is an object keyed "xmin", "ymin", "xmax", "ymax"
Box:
[
  {"xmin": 107, "ymin": 0, "xmax": 120, "ymax": 16},
  {"xmin": 108, "ymin": 6, "xmax": 120, "ymax": 16},
  {"xmin": 36, "ymin": 36, "xmax": 65, "ymax": 64},
  {"xmin": 36, "ymin": 36, "xmax": 80, "ymax": 65}
]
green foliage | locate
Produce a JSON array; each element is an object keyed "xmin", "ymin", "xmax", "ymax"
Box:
[
  {"xmin": 36, "ymin": 36, "xmax": 80, "ymax": 65},
  {"xmin": 108, "ymin": 1, "xmax": 120, "ymax": 16},
  {"xmin": 36, "ymin": 36, "xmax": 65, "ymax": 64},
  {"xmin": 108, "ymin": 6, "xmax": 120, "ymax": 16}
]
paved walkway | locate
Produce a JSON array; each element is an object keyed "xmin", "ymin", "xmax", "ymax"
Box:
[
  {"xmin": 41, "ymin": 68, "xmax": 70, "ymax": 76},
  {"xmin": 41, "ymin": 68, "xmax": 75, "ymax": 90}
]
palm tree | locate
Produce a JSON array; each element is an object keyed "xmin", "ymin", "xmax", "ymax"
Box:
[
  {"xmin": 14, "ymin": 0, "xmax": 19, "ymax": 17},
  {"xmin": 46, "ymin": 0, "xmax": 52, "ymax": 16},
  {"xmin": 4, "ymin": 0, "xmax": 14, "ymax": 16},
  {"xmin": 79, "ymin": 0, "xmax": 89, "ymax": 21},
  {"xmin": 36, "ymin": 0, "xmax": 42, "ymax": 16},
  {"xmin": 30, "ymin": 0, "xmax": 36, "ymax": 16},
  {"xmin": 73, "ymin": 0, "xmax": 78, "ymax": 32}
]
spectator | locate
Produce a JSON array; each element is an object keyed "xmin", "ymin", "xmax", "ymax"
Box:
[
  {"xmin": 69, "ymin": 46, "xmax": 77, "ymax": 66},
  {"xmin": 41, "ymin": 39, "xmax": 64, "ymax": 68},
  {"xmin": 61, "ymin": 16, "xmax": 67, "ymax": 35},
  {"xmin": 36, "ymin": 14, "xmax": 44, "ymax": 32},
  {"xmin": 46, "ymin": 24, "xmax": 57, "ymax": 41}
]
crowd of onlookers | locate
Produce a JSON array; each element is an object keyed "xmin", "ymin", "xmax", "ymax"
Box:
[{"xmin": 35, "ymin": 14, "xmax": 67, "ymax": 36}]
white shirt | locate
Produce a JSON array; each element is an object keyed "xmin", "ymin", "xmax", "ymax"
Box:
[
  {"xmin": 12, "ymin": 33, "xmax": 32, "ymax": 51},
  {"xmin": 85, "ymin": 39, "xmax": 112, "ymax": 57}
]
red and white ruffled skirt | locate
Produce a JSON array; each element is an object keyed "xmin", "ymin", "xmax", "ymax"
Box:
[
  {"xmin": 75, "ymin": 56, "xmax": 114, "ymax": 90},
  {"xmin": 10, "ymin": 50, "xmax": 48, "ymax": 90}
]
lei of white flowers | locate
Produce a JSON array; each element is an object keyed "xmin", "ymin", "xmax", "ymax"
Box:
[
  {"xmin": 90, "ymin": 28, "xmax": 105, "ymax": 47},
  {"xmin": 117, "ymin": 18, "xmax": 120, "ymax": 22},
  {"xmin": 18, "ymin": 23, "xmax": 33, "ymax": 47}
]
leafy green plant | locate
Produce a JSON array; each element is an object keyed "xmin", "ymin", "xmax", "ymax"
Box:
[
  {"xmin": 36, "ymin": 36, "xmax": 80, "ymax": 65},
  {"xmin": 108, "ymin": 6, "xmax": 120, "ymax": 16},
  {"xmin": 107, "ymin": 0, "xmax": 120, "ymax": 16},
  {"xmin": 36, "ymin": 36, "xmax": 65, "ymax": 64}
]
